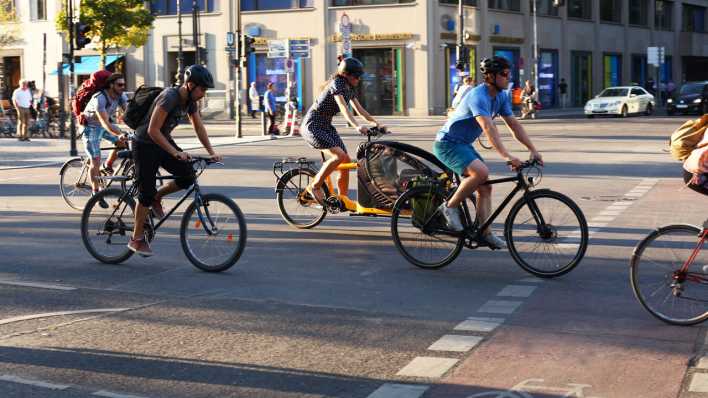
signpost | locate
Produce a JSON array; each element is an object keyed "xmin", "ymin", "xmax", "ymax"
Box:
[{"xmin": 647, "ymin": 46, "xmax": 665, "ymax": 107}]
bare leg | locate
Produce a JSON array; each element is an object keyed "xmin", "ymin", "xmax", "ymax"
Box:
[
  {"xmin": 89, "ymin": 157, "xmax": 102, "ymax": 192},
  {"xmin": 154, "ymin": 181, "xmax": 181, "ymax": 202},
  {"xmin": 476, "ymin": 184, "xmax": 493, "ymax": 235},
  {"xmin": 132, "ymin": 203, "xmax": 150, "ymax": 240},
  {"xmin": 105, "ymin": 149, "xmax": 118, "ymax": 168},
  {"xmin": 447, "ymin": 159, "xmax": 489, "ymax": 208}
]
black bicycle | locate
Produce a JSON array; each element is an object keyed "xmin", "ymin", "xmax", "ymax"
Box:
[
  {"xmin": 80, "ymin": 156, "xmax": 247, "ymax": 272},
  {"xmin": 390, "ymin": 160, "xmax": 588, "ymax": 278}
]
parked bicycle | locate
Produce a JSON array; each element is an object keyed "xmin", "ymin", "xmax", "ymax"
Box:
[
  {"xmin": 630, "ymin": 218, "xmax": 707, "ymax": 325},
  {"xmin": 80, "ymin": 156, "xmax": 247, "ymax": 272},
  {"xmin": 390, "ymin": 159, "xmax": 589, "ymax": 277}
]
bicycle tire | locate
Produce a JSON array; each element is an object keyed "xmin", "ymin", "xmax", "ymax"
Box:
[
  {"xmin": 630, "ymin": 224, "xmax": 708, "ymax": 326},
  {"xmin": 60, "ymin": 157, "xmax": 93, "ymax": 211},
  {"xmin": 276, "ymin": 168, "xmax": 327, "ymax": 229},
  {"xmin": 180, "ymin": 193, "xmax": 247, "ymax": 272},
  {"xmin": 391, "ymin": 186, "xmax": 464, "ymax": 269},
  {"xmin": 505, "ymin": 189, "xmax": 588, "ymax": 278},
  {"xmin": 81, "ymin": 188, "xmax": 135, "ymax": 264},
  {"xmin": 477, "ymin": 134, "xmax": 493, "ymax": 150}
]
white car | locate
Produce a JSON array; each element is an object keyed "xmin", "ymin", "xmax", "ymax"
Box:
[{"xmin": 584, "ymin": 86, "xmax": 655, "ymax": 118}]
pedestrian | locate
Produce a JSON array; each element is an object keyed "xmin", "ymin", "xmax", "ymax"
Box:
[
  {"xmin": 559, "ymin": 78, "xmax": 568, "ymax": 108},
  {"xmin": 248, "ymin": 82, "xmax": 259, "ymax": 119},
  {"xmin": 451, "ymin": 76, "xmax": 475, "ymax": 110},
  {"xmin": 265, "ymin": 82, "xmax": 279, "ymax": 135},
  {"xmin": 12, "ymin": 79, "xmax": 32, "ymax": 141}
]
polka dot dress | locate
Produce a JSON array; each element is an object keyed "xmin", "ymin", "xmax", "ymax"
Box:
[{"xmin": 301, "ymin": 76, "xmax": 356, "ymax": 152}]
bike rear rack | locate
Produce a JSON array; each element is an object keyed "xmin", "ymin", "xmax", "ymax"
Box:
[{"xmin": 273, "ymin": 157, "xmax": 316, "ymax": 181}]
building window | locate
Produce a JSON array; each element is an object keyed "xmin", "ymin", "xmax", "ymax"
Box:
[
  {"xmin": 568, "ymin": 0, "xmax": 591, "ymax": 19},
  {"xmin": 655, "ymin": 0, "xmax": 673, "ymax": 30},
  {"xmin": 440, "ymin": 0, "xmax": 477, "ymax": 6},
  {"xmin": 150, "ymin": 0, "xmax": 215, "ymax": 15},
  {"xmin": 489, "ymin": 0, "xmax": 521, "ymax": 12},
  {"xmin": 243, "ymin": 0, "xmax": 313, "ymax": 9},
  {"xmin": 603, "ymin": 54, "xmax": 622, "ymax": 87},
  {"xmin": 34, "ymin": 0, "xmax": 46, "ymax": 20},
  {"xmin": 631, "ymin": 54, "xmax": 648, "ymax": 87},
  {"xmin": 682, "ymin": 4, "xmax": 705, "ymax": 32},
  {"xmin": 600, "ymin": 0, "xmax": 621, "ymax": 23},
  {"xmin": 629, "ymin": 0, "xmax": 648, "ymax": 25},
  {"xmin": 530, "ymin": 0, "xmax": 559, "ymax": 16},
  {"xmin": 330, "ymin": 0, "xmax": 413, "ymax": 5}
]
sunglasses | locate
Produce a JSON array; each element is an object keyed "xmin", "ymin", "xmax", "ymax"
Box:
[
  {"xmin": 115, "ymin": 83, "xmax": 125, "ymax": 87},
  {"xmin": 498, "ymin": 71, "xmax": 511, "ymax": 78}
]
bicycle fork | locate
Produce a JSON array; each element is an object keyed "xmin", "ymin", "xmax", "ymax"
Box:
[{"xmin": 193, "ymin": 189, "xmax": 218, "ymax": 236}]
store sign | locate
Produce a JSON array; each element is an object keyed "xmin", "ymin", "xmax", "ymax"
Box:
[
  {"xmin": 289, "ymin": 39, "xmax": 311, "ymax": 59},
  {"xmin": 331, "ymin": 33, "xmax": 414, "ymax": 42},
  {"xmin": 267, "ymin": 39, "xmax": 288, "ymax": 58},
  {"xmin": 489, "ymin": 35, "xmax": 524, "ymax": 44}
]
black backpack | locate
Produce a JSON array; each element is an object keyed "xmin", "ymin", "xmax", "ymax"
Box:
[{"xmin": 123, "ymin": 85, "xmax": 164, "ymax": 129}]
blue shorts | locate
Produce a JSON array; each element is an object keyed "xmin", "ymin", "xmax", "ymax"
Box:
[
  {"xmin": 433, "ymin": 140, "xmax": 484, "ymax": 176},
  {"xmin": 81, "ymin": 125, "xmax": 119, "ymax": 159}
]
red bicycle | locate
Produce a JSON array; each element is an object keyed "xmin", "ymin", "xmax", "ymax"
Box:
[{"xmin": 631, "ymin": 219, "xmax": 708, "ymax": 325}]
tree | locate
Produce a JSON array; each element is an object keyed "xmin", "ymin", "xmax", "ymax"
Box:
[
  {"xmin": 0, "ymin": 0, "xmax": 21, "ymax": 48},
  {"xmin": 56, "ymin": 0, "xmax": 154, "ymax": 68}
]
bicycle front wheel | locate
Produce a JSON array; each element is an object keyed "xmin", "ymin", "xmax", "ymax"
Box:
[
  {"xmin": 60, "ymin": 157, "xmax": 92, "ymax": 211},
  {"xmin": 505, "ymin": 190, "xmax": 588, "ymax": 278},
  {"xmin": 631, "ymin": 224, "xmax": 708, "ymax": 326},
  {"xmin": 276, "ymin": 168, "xmax": 327, "ymax": 229},
  {"xmin": 81, "ymin": 188, "xmax": 135, "ymax": 264},
  {"xmin": 180, "ymin": 193, "xmax": 247, "ymax": 273},
  {"xmin": 391, "ymin": 186, "xmax": 464, "ymax": 269}
]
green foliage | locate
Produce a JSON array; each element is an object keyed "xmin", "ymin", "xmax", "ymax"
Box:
[
  {"xmin": 56, "ymin": 0, "xmax": 154, "ymax": 66},
  {"xmin": 0, "ymin": 0, "xmax": 20, "ymax": 48}
]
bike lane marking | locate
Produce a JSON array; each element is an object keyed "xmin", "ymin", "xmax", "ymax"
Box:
[
  {"xmin": 0, "ymin": 279, "xmax": 77, "ymax": 291},
  {"xmin": 0, "ymin": 308, "xmax": 131, "ymax": 326},
  {"xmin": 93, "ymin": 390, "xmax": 151, "ymax": 398},
  {"xmin": 366, "ymin": 383, "xmax": 429, "ymax": 398},
  {"xmin": 0, "ymin": 374, "xmax": 70, "ymax": 390}
]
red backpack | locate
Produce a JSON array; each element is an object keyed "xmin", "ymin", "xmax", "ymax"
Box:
[{"xmin": 72, "ymin": 70, "xmax": 112, "ymax": 125}]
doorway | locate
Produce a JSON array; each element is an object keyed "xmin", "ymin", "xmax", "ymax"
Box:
[
  {"xmin": 167, "ymin": 51, "xmax": 196, "ymax": 86},
  {"xmin": 1, "ymin": 56, "xmax": 21, "ymax": 100},
  {"xmin": 571, "ymin": 51, "xmax": 592, "ymax": 106},
  {"xmin": 352, "ymin": 47, "xmax": 404, "ymax": 115}
]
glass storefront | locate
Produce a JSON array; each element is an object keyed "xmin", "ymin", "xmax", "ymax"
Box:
[
  {"xmin": 493, "ymin": 47, "xmax": 521, "ymax": 91},
  {"xmin": 247, "ymin": 54, "xmax": 303, "ymax": 112},
  {"xmin": 571, "ymin": 51, "xmax": 592, "ymax": 106},
  {"xmin": 538, "ymin": 50, "xmax": 558, "ymax": 108},
  {"xmin": 631, "ymin": 54, "xmax": 647, "ymax": 87},
  {"xmin": 352, "ymin": 47, "xmax": 404, "ymax": 115},
  {"xmin": 446, "ymin": 45, "xmax": 476, "ymax": 108},
  {"xmin": 167, "ymin": 51, "xmax": 196, "ymax": 86},
  {"xmin": 603, "ymin": 54, "xmax": 622, "ymax": 87}
]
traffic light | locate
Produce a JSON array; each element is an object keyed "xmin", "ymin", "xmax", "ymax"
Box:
[
  {"xmin": 198, "ymin": 47, "xmax": 208, "ymax": 64},
  {"xmin": 74, "ymin": 21, "xmax": 91, "ymax": 50},
  {"xmin": 242, "ymin": 35, "xmax": 256, "ymax": 57},
  {"xmin": 456, "ymin": 46, "xmax": 470, "ymax": 71}
]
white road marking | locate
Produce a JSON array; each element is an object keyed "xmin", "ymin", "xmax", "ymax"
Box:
[
  {"xmin": 366, "ymin": 383, "xmax": 429, "ymax": 398},
  {"xmin": 497, "ymin": 285, "xmax": 536, "ymax": 298},
  {"xmin": 624, "ymin": 192, "xmax": 645, "ymax": 198},
  {"xmin": 518, "ymin": 277, "xmax": 543, "ymax": 283},
  {"xmin": 93, "ymin": 390, "xmax": 151, "ymax": 398},
  {"xmin": 0, "ymin": 308, "xmax": 131, "ymax": 326},
  {"xmin": 696, "ymin": 356, "xmax": 708, "ymax": 369},
  {"xmin": 428, "ymin": 334, "xmax": 483, "ymax": 352},
  {"xmin": 588, "ymin": 222, "xmax": 607, "ymax": 228},
  {"xmin": 396, "ymin": 357, "xmax": 458, "ymax": 378},
  {"xmin": 689, "ymin": 373, "xmax": 708, "ymax": 393},
  {"xmin": 0, "ymin": 280, "xmax": 76, "ymax": 291},
  {"xmin": 454, "ymin": 317, "xmax": 505, "ymax": 333},
  {"xmin": 0, "ymin": 374, "xmax": 70, "ymax": 390},
  {"xmin": 478, "ymin": 300, "xmax": 523, "ymax": 314},
  {"xmin": 598, "ymin": 210, "xmax": 623, "ymax": 216},
  {"xmin": 590, "ymin": 216, "xmax": 615, "ymax": 222}
]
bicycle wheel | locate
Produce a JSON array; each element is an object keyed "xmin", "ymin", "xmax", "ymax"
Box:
[
  {"xmin": 391, "ymin": 186, "xmax": 464, "ymax": 269},
  {"xmin": 477, "ymin": 133, "xmax": 492, "ymax": 150},
  {"xmin": 630, "ymin": 224, "xmax": 708, "ymax": 326},
  {"xmin": 180, "ymin": 193, "xmax": 247, "ymax": 272},
  {"xmin": 60, "ymin": 157, "xmax": 93, "ymax": 211},
  {"xmin": 505, "ymin": 190, "xmax": 588, "ymax": 278},
  {"xmin": 276, "ymin": 168, "xmax": 327, "ymax": 229},
  {"xmin": 81, "ymin": 188, "xmax": 135, "ymax": 264}
]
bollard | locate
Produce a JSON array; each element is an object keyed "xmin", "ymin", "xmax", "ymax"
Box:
[{"xmin": 261, "ymin": 110, "xmax": 268, "ymax": 136}]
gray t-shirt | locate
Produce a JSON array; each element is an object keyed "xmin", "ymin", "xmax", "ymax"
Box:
[
  {"xmin": 83, "ymin": 91, "xmax": 128, "ymax": 128},
  {"xmin": 136, "ymin": 88, "xmax": 197, "ymax": 145}
]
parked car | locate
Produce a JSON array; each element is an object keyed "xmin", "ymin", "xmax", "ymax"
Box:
[
  {"xmin": 667, "ymin": 81, "xmax": 708, "ymax": 115},
  {"xmin": 584, "ymin": 86, "xmax": 655, "ymax": 118}
]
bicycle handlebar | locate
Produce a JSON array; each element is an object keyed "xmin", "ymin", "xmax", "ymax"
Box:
[
  {"xmin": 506, "ymin": 158, "xmax": 543, "ymax": 170},
  {"xmin": 365, "ymin": 126, "xmax": 389, "ymax": 137}
]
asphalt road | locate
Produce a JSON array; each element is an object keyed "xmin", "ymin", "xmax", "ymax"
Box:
[{"xmin": 0, "ymin": 115, "xmax": 706, "ymax": 398}]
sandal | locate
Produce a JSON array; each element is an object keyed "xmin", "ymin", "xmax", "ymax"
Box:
[{"xmin": 305, "ymin": 184, "xmax": 325, "ymax": 206}]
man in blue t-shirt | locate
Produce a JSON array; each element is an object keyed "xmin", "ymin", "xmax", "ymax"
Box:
[{"xmin": 433, "ymin": 56, "xmax": 543, "ymax": 249}]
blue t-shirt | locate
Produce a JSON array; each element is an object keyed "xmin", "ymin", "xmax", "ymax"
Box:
[{"xmin": 436, "ymin": 84, "xmax": 513, "ymax": 145}]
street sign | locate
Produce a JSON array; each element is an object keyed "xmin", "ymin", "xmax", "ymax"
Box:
[
  {"xmin": 267, "ymin": 39, "xmax": 288, "ymax": 58},
  {"xmin": 340, "ymin": 13, "xmax": 352, "ymax": 58},
  {"xmin": 226, "ymin": 31, "xmax": 235, "ymax": 47},
  {"xmin": 224, "ymin": 46, "xmax": 236, "ymax": 53},
  {"xmin": 289, "ymin": 39, "xmax": 311, "ymax": 59},
  {"xmin": 647, "ymin": 46, "xmax": 665, "ymax": 67}
]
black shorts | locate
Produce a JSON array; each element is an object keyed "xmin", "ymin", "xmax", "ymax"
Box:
[{"xmin": 133, "ymin": 141, "xmax": 196, "ymax": 206}]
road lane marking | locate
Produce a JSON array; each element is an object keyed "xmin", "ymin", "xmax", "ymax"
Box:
[
  {"xmin": 0, "ymin": 308, "xmax": 131, "ymax": 326},
  {"xmin": 689, "ymin": 373, "xmax": 708, "ymax": 393},
  {"xmin": 590, "ymin": 216, "xmax": 615, "ymax": 222},
  {"xmin": 428, "ymin": 335, "xmax": 483, "ymax": 352},
  {"xmin": 0, "ymin": 280, "xmax": 76, "ymax": 291},
  {"xmin": 598, "ymin": 210, "xmax": 623, "ymax": 216},
  {"xmin": 518, "ymin": 277, "xmax": 543, "ymax": 283},
  {"xmin": 0, "ymin": 374, "xmax": 70, "ymax": 390},
  {"xmin": 454, "ymin": 317, "xmax": 505, "ymax": 333},
  {"xmin": 697, "ymin": 356, "xmax": 708, "ymax": 369},
  {"xmin": 478, "ymin": 300, "xmax": 523, "ymax": 314},
  {"xmin": 497, "ymin": 285, "xmax": 536, "ymax": 298},
  {"xmin": 93, "ymin": 390, "xmax": 151, "ymax": 398},
  {"xmin": 396, "ymin": 357, "xmax": 458, "ymax": 378},
  {"xmin": 366, "ymin": 383, "xmax": 429, "ymax": 398}
]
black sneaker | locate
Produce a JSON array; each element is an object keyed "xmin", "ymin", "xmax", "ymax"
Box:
[{"xmin": 93, "ymin": 192, "xmax": 109, "ymax": 209}]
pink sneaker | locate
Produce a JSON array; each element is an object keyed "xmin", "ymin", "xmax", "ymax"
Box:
[{"xmin": 127, "ymin": 238, "xmax": 153, "ymax": 257}]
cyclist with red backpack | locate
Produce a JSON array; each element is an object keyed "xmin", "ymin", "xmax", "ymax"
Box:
[{"xmin": 77, "ymin": 71, "xmax": 129, "ymax": 195}]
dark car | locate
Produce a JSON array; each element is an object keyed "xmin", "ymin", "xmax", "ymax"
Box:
[{"xmin": 667, "ymin": 81, "xmax": 708, "ymax": 115}]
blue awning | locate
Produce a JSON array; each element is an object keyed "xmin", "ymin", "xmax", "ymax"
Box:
[{"xmin": 50, "ymin": 54, "xmax": 124, "ymax": 76}]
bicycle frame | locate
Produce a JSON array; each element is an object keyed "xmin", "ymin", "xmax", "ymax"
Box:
[{"xmin": 678, "ymin": 228, "xmax": 708, "ymax": 284}]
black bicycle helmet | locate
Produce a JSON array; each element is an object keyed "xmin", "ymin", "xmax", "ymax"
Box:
[
  {"xmin": 479, "ymin": 56, "xmax": 511, "ymax": 75},
  {"xmin": 184, "ymin": 64, "xmax": 215, "ymax": 88},
  {"xmin": 337, "ymin": 57, "xmax": 364, "ymax": 78}
]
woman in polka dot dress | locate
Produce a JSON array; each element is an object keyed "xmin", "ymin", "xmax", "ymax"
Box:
[{"xmin": 301, "ymin": 57, "xmax": 386, "ymax": 204}]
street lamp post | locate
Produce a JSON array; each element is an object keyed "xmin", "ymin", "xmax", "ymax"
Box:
[
  {"xmin": 532, "ymin": 0, "xmax": 539, "ymax": 91},
  {"xmin": 68, "ymin": 0, "xmax": 77, "ymax": 157},
  {"xmin": 455, "ymin": 0, "xmax": 467, "ymax": 73},
  {"xmin": 176, "ymin": 0, "xmax": 184, "ymax": 85},
  {"xmin": 192, "ymin": 0, "xmax": 200, "ymax": 65}
]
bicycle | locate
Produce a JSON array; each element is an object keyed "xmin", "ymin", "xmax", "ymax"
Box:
[
  {"xmin": 80, "ymin": 156, "xmax": 247, "ymax": 272},
  {"xmin": 390, "ymin": 159, "xmax": 589, "ymax": 277},
  {"xmin": 630, "ymin": 218, "xmax": 707, "ymax": 325}
]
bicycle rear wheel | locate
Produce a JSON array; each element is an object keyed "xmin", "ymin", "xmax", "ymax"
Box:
[
  {"xmin": 630, "ymin": 224, "xmax": 708, "ymax": 326},
  {"xmin": 81, "ymin": 188, "xmax": 135, "ymax": 264},
  {"xmin": 180, "ymin": 193, "xmax": 247, "ymax": 272},
  {"xmin": 276, "ymin": 168, "xmax": 327, "ymax": 229},
  {"xmin": 391, "ymin": 186, "xmax": 464, "ymax": 269},
  {"xmin": 477, "ymin": 134, "xmax": 492, "ymax": 150},
  {"xmin": 60, "ymin": 157, "xmax": 93, "ymax": 211},
  {"xmin": 505, "ymin": 190, "xmax": 588, "ymax": 278}
]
